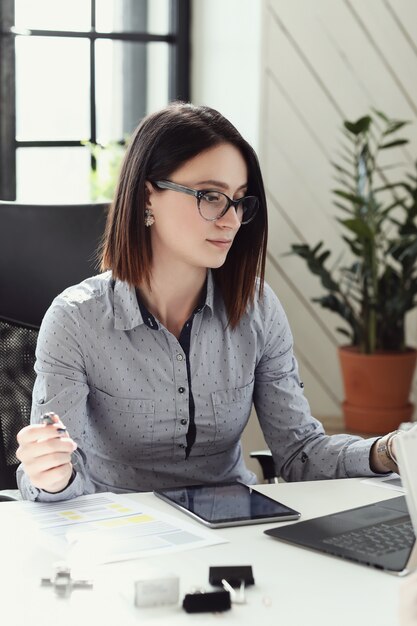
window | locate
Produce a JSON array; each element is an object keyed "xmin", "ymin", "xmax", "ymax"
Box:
[{"xmin": 0, "ymin": 0, "xmax": 190, "ymax": 202}]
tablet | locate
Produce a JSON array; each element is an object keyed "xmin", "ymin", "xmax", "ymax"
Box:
[{"xmin": 153, "ymin": 482, "xmax": 301, "ymax": 528}]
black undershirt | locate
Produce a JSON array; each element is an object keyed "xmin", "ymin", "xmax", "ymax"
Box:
[{"xmin": 135, "ymin": 285, "xmax": 206, "ymax": 459}]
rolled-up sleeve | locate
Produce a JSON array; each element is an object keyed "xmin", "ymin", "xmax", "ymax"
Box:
[{"xmin": 253, "ymin": 286, "xmax": 380, "ymax": 481}]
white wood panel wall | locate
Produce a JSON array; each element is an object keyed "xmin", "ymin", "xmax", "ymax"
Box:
[{"xmin": 259, "ymin": 0, "xmax": 417, "ymax": 422}]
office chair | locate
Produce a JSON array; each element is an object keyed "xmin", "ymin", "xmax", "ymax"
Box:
[
  {"xmin": 0, "ymin": 201, "xmax": 108, "ymax": 490},
  {"xmin": 250, "ymin": 450, "xmax": 279, "ymax": 483}
]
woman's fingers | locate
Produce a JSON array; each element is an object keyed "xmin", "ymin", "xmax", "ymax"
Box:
[
  {"xmin": 17, "ymin": 425, "xmax": 77, "ymax": 460},
  {"xmin": 29, "ymin": 462, "xmax": 74, "ymax": 494},
  {"xmin": 16, "ymin": 420, "xmax": 77, "ymax": 493},
  {"xmin": 17, "ymin": 422, "xmax": 70, "ymax": 445}
]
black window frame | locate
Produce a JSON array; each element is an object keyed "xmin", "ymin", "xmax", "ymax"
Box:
[{"xmin": 0, "ymin": 0, "xmax": 190, "ymax": 200}]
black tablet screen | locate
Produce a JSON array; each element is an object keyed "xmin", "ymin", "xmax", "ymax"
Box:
[{"xmin": 155, "ymin": 482, "xmax": 299, "ymax": 524}]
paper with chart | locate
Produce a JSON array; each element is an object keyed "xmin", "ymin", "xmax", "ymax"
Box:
[
  {"xmin": 11, "ymin": 492, "xmax": 226, "ymax": 564},
  {"xmin": 396, "ymin": 427, "xmax": 417, "ymax": 536}
]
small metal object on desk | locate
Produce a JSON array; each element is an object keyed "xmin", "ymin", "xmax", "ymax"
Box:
[
  {"xmin": 221, "ymin": 578, "xmax": 246, "ymax": 604},
  {"xmin": 41, "ymin": 563, "xmax": 93, "ymax": 598}
]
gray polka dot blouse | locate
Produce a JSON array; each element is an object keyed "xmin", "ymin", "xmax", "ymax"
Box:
[{"xmin": 17, "ymin": 271, "xmax": 379, "ymax": 502}]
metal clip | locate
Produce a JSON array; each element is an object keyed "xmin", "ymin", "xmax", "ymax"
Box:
[
  {"xmin": 221, "ymin": 578, "xmax": 246, "ymax": 604},
  {"xmin": 41, "ymin": 562, "xmax": 93, "ymax": 598}
]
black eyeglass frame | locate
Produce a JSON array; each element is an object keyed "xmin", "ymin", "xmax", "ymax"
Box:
[{"xmin": 152, "ymin": 179, "xmax": 259, "ymax": 224}]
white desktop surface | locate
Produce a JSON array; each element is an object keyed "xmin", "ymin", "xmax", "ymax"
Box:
[{"xmin": 1, "ymin": 478, "xmax": 406, "ymax": 626}]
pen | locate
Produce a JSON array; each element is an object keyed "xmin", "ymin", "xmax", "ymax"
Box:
[{"xmin": 40, "ymin": 412, "xmax": 68, "ymax": 436}]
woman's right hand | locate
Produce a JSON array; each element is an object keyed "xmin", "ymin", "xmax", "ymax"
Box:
[{"xmin": 16, "ymin": 414, "xmax": 77, "ymax": 493}]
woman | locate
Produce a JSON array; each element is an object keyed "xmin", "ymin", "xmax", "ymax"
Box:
[{"xmin": 16, "ymin": 102, "xmax": 399, "ymax": 501}]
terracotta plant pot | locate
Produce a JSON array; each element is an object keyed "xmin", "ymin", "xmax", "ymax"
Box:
[{"xmin": 338, "ymin": 346, "xmax": 417, "ymax": 434}]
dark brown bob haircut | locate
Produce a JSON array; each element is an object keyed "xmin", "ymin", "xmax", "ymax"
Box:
[{"xmin": 100, "ymin": 101, "xmax": 268, "ymax": 328}]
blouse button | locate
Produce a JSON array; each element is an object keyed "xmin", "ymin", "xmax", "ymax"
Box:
[
  {"xmin": 180, "ymin": 418, "xmax": 187, "ymax": 425},
  {"xmin": 176, "ymin": 354, "xmax": 184, "ymax": 361},
  {"xmin": 178, "ymin": 387, "xmax": 185, "ymax": 394}
]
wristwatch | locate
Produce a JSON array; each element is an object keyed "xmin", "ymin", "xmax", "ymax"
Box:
[{"xmin": 376, "ymin": 431, "xmax": 400, "ymax": 473}]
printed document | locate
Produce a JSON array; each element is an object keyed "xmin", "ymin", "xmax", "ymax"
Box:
[{"xmin": 7, "ymin": 492, "xmax": 226, "ymax": 564}]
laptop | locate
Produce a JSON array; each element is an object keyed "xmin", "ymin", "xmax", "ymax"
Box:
[{"xmin": 264, "ymin": 431, "xmax": 417, "ymax": 575}]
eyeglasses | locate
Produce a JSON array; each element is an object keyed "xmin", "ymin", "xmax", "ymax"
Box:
[{"xmin": 152, "ymin": 180, "xmax": 259, "ymax": 224}]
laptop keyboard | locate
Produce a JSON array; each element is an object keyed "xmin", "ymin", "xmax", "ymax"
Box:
[{"xmin": 322, "ymin": 516, "xmax": 415, "ymax": 557}]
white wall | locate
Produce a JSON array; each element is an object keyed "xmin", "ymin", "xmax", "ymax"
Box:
[{"xmin": 191, "ymin": 0, "xmax": 262, "ymax": 151}]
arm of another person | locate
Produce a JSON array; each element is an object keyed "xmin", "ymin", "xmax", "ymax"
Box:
[
  {"xmin": 253, "ymin": 285, "xmax": 384, "ymax": 481},
  {"xmin": 16, "ymin": 297, "xmax": 97, "ymax": 501}
]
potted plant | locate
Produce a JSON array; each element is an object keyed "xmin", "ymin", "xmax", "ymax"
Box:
[{"xmin": 291, "ymin": 110, "xmax": 417, "ymax": 434}]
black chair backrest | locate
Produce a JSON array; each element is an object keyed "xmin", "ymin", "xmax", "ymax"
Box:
[
  {"xmin": 0, "ymin": 202, "xmax": 108, "ymax": 489},
  {"xmin": 0, "ymin": 319, "xmax": 38, "ymax": 489},
  {"xmin": 0, "ymin": 202, "xmax": 108, "ymax": 327}
]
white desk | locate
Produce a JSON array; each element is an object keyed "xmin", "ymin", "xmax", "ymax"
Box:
[{"xmin": 1, "ymin": 478, "xmax": 406, "ymax": 626}]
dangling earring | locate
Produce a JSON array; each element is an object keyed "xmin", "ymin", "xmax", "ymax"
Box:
[{"xmin": 144, "ymin": 208, "xmax": 155, "ymax": 227}]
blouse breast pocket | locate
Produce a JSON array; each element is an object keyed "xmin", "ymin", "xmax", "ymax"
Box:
[
  {"xmin": 209, "ymin": 380, "xmax": 254, "ymax": 450},
  {"xmin": 87, "ymin": 387, "xmax": 155, "ymax": 462}
]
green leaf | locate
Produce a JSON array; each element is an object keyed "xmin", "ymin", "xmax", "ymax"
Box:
[
  {"xmin": 333, "ymin": 182, "xmax": 358, "ymax": 196},
  {"xmin": 382, "ymin": 120, "xmax": 410, "ymax": 135},
  {"xmin": 384, "ymin": 197, "xmax": 407, "ymax": 213},
  {"xmin": 380, "ymin": 139, "xmax": 409, "ymax": 149},
  {"xmin": 333, "ymin": 201, "xmax": 354, "ymax": 214},
  {"xmin": 376, "ymin": 162, "xmax": 407, "ymax": 171},
  {"xmin": 339, "ymin": 218, "xmax": 373, "ymax": 239},
  {"xmin": 372, "ymin": 109, "xmax": 390, "ymax": 123},
  {"xmin": 373, "ymin": 181, "xmax": 405, "ymax": 192},
  {"xmin": 290, "ymin": 243, "xmax": 310, "ymax": 257},
  {"xmin": 397, "ymin": 182, "xmax": 415, "ymax": 194},
  {"xmin": 336, "ymin": 327, "xmax": 353, "ymax": 339},
  {"xmin": 312, "ymin": 295, "xmax": 358, "ymax": 336},
  {"xmin": 341, "ymin": 235, "xmax": 362, "ymax": 255},
  {"xmin": 344, "ymin": 116, "xmax": 372, "ymax": 135},
  {"xmin": 331, "ymin": 161, "xmax": 355, "ymax": 180},
  {"xmin": 318, "ymin": 250, "xmax": 331, "ymax": 265},
  {"xmin": 333, "ymin": 190, "xmax": 365, "ymax": 205},
  {"xmin": 311, "ymin": 241, "xmax": 324, "ymax": 255}
]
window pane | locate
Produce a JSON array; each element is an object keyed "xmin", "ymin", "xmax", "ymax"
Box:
[
  {"xmin": 16, "ymin": 37, "xmax": 90, "ymax": 141},
  {"xmin": 96, "ymin": 0, "xmax": 170, "ymax": 34},
  {"xmin": 17, "ymin": 147, "xmax": 91, "ymax": 203},
  {"xmin": 95, "ymin": 40, "xmax": 169, "ymax": 143},
  {"xmin": 15, "ymin": 0, "xmax": 91, "ymax": 32}
]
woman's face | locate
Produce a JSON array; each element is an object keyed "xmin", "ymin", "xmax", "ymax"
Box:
[{"xmin": 146, "ymin": 142, "xmax": 248, "ymax": 273}]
